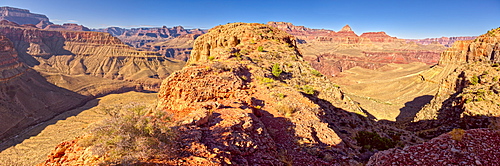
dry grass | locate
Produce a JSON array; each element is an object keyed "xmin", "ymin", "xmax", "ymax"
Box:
[{"xmin": 449, "ymin": 128, "xmax": 466, "ymax": 141}]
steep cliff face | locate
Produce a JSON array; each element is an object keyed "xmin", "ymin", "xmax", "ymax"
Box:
[
  {"xmin": 409, "ymin": 28, "xmax": 500, "ymax": 138},
  {"xmin": 0, "ymin": 34, "xmax": 87, "ymax": 140},
  {"xmin": 0, "ymin": 21, "xmax": 185, "ymax": 91},
  {"xmin": 0, "ymin": 6, "xmax": 52, "ymax": 28},
  {"xmin": 43, "ymin": 23, "xmax": 422, "ymax": 165}
]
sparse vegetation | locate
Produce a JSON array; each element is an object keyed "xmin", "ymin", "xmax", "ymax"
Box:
[
  {"xmin": 449, "ymin": 128, "xmax": 465, "ymax": 141},
  {"xmin": 302, "ymin": 85, "xmax": 315, "ymax": 95},
  {"xmin": 311, "ymin": 69, "xmax": 323, "ymax": 77},
  {"xmin": 272, "ymin": 63, "xmax": 282, "ymax": 78},
  {"xmin": 470, "ymin": 75, "xmax": 479, "ymax": 85},
  {"xmin": 258, "ymin": 46, "xmax": 264, "ymax": 52},
  {"xmin": 208, "ymin": 56, "xmax": 215, "ymax": 61},
  {"xmin": 276, "ymin": 103, "xmax": 296, "ymax": 118},
  {"xmin": 79, "ymin": 103, "xmax": 177, "ymax": 164},
  {"xmin": 355, "ymin": 131, "xmax": 396, "ymax": 151}
]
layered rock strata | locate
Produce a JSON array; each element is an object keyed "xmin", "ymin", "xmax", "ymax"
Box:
[
  {"xmin": 0, "ymin": 21, "xmax": 185, "ymax": 91},
  {"xmin": 0, "ymin": 34, "xmax": 86, "ymax": 140}
]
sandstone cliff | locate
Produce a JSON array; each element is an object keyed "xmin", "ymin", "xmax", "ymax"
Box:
[
  {"xmin": 0, "ymin": 21, "xmax": 185, "ymax": 92},
  {"xmin": 42, "ymin": 23, "xmax": 423, "ymax": 165},
  {"xmin": 0, "ymin": 34, "xmax": 87, "ymax": 140}
]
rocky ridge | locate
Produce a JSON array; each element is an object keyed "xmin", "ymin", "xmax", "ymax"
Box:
[{"xmin": 42, "ymin": 23, "xmax": 423, "ymax": 165}]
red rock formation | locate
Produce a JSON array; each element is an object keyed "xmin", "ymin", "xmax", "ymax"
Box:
[
  {"xmin": 268, "ymin": 22, "xmax": 405, "ymax": 44},
  {"xmin": 368, "ymin": 128, "xmax": 500, "ymax": 165},
  {"xmin": 406, "ymin": 36, "xmax": 477, "ymax": 47},
  {"xmin": 308, "ymin": 50, "xmax": 441, "ymax": 76},
  {"xmin": 360, "ymin": 32, "xmax": 400, "ymax": 43},
  {"xmin": 43, "ymin": 23, "xmax": 422, "ymax": 165}
]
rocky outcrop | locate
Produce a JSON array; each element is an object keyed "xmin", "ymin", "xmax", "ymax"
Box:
[
  {"xmin": 410, "ymin": 28, "xmax": 500, "ymax": 138},
  {"xmin": 43, "ymin": 23, "xmax": 422, "ymax": 165},
  {"xmin": 0, "ymin": 6, "xmax": 52, "ymax": 28},
  {"xmin": 0, "ymin": 34, "xmax": 87, "ymax": 140},
  {"xmin": 406, "ymin": 36, "xmax": 477, "ymax": 47},
  {"xmin": 155, "ymin": 23, "xmax": 421, "ymax": 165},
  {"xmin": 0, "ymin": 21, "xmax": 185, "ymax": 91},
  {"xmin": 368, "ymin": 128, "xmax": 500, "ymax": 165}
]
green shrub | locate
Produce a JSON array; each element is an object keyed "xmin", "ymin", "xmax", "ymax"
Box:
[
  {"xmin": 208, "ymin": 56, "xmax": 215, "ymax": 61},
  {"xmin": 302, "ymin": 85, "xmax": 315, "ymax": 95},
  {"xmin": 257, "ymin": 46, "xmax": 264, "ymax": 52},
  {"xmin": 355, "ymin": 131, "xmax": 396, "ymax": 151},
  {"xmin": 470, "ymin": 75, "xmax": 479, "ymax": 85},
  {"xmin": 311, "ymin": 69, "xmax": 323, "ymax": 77},
  {"xmin": 272, "ymin": 63, "xmax": 282, "ymax": 78},
  {"xmin": 80, "ymin": 103, "xmax": 177, "ymax": 164},
  {"xmin": 261, "ymin": 77, "xmax": 275, "ymax": 83}
]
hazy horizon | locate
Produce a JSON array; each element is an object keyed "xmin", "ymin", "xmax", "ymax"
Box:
[{"xmin": 2, "ymin": 0, "xmax": 500, "ymax": 39}]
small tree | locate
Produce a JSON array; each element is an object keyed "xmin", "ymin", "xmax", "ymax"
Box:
[{"xmin": 272, "ymin": 63, "xmax": 282, "ymax": 78}]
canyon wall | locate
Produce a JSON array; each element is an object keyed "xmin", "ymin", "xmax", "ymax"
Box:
[
  {"xmin": 0, "ymin": 21, "xmax": 185, "ymax": 91},
  {"xmin": 0, "ymin": 34, "xmax": 87, "ymax": 140}
]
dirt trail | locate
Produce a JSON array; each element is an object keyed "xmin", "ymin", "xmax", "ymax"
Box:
[{"xmin": 0, "ymin": 92, "xmax": 157, "ymax": 165}]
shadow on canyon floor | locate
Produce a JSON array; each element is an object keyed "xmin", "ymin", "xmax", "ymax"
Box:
[
  {"xmin": 0, "ymin": 99, "xmax": 100, "ymax": 152},
  {"xmin": 396, "ymin": 95, "xmax": 434, "ymax": 123}
]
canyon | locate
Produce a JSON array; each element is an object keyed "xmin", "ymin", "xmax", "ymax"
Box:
[{"xmin": 0, "ymin": 6, "xmax": 499, "ymax": 166}]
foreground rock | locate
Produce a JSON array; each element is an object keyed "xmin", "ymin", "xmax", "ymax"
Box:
[{"xmin": 368, "ymin": 128, "xmax": 500, "ymax": 165}]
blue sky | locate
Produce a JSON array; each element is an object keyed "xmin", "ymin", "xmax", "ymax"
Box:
[{"xmin": 2, "ymin": 0, "xmax": 499, "ymax": 38}]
